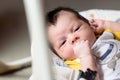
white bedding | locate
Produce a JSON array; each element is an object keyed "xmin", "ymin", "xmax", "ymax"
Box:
[{"xmin": 80, "ymin": 9, "xmax": 120, "ymax": 22}]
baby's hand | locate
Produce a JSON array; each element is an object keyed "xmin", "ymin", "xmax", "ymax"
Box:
[
  {"xmin": 90, "ymin": 19, "xmax": 105, "ymax": 34},
  {"xmin": 73, "ymin": 40, "xmax": 92, "ymax": 59}
]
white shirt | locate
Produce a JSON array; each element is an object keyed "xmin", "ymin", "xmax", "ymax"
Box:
[{"xmin": 92, "ymin": 31, "xmax": 120, "ymax": 80}]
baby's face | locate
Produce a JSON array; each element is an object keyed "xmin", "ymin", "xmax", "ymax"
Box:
[{"xmin": 48, "ymin": 11, "xmax": 96, "ymax": 60}]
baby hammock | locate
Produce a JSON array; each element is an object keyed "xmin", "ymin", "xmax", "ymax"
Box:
[{"xmin": 23, "ymin": 0, "xmax": 120, "ymax": 80}]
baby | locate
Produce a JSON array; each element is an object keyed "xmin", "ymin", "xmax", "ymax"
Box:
[{"xmin": 46, "ymin": 7, "xmax": 120, "ymax": 80}]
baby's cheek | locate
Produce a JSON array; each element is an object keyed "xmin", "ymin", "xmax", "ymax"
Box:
[{"xmin": 62, "ymin": 45, "xmax": 75, "ymax": 60}]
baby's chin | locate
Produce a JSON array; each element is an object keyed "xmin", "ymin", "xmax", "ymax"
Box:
[
  {"xmin": 91, "ymin": 39, "xmax": 96, "ymax": 47},
  {"xmin": 66, "ymin": 57, "xmax": 76, "ymax": 61}
]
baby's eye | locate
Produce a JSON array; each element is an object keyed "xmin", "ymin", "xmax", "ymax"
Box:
[
  {"xmin": 73, "ymin": 26, "xmax": 80, "ymax": 32},
  {"xmin": 60, "ymin": 40, "xmax": 66, "ymax": 46}
]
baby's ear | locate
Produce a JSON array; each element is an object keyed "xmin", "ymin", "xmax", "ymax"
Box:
[
  {"xmin": 89, "ymin": 19, "xmax": 98, "ymax": 33},
  {"xmin": 90, "ymin": 24, "xmax": 96, "ymax": 32},
  {"xmin": 89, "ymin": 19, "xmax": 97, "ymax": 26}
]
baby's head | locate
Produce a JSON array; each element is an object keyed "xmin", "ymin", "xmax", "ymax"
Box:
[{"xmin": 46, "ymin": 7, "xmax": 96, "ymax": 60}]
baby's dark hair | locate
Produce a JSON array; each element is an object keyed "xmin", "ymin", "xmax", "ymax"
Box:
[
  {"xmin": 46, "ymin": 7, "xmax": 90, "ymax": 26},
  {"xmin": 46, "ymin": 7, "xmax": 90, "ymax": 57}
]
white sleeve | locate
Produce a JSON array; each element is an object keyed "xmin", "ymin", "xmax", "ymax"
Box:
[{"xmin": 98, "ymin": 32, "xmax": 114, "ymax": 40}]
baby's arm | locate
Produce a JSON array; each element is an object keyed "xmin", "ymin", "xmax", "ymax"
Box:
[
  {"xmin": 105, "ymin": 20, "xmax": 120, "ymax": 31},
  {"xmin": 90, "ymin": 19, "xmax": 120, "ymax": 34},
  {"xmin": 74, "ymin": 40, "xmax": 100, "ymax": 80},
  {"xmin": 74, "ymin": 40, "xmax": 96, "ymax": 71}
]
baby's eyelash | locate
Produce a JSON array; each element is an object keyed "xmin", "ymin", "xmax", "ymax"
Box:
[
  {"xmin": 73, "ymin": 26, "xmax": 80, "ymax": 32},
  {"xmin": 60, "ymin": 40, "xmax": 66, "ymax": 46},
  {"xmin": 75, "ymin": 27, "xmax": 80, "ymax": 31}
]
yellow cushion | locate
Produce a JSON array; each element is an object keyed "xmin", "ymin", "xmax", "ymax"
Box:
[{"xmin": 65, "ymin": 59, "xmax": 81, "ymax": 70}]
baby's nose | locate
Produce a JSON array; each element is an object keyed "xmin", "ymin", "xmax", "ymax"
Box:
[
  {"xmin": 72, "ymin": 37, "xmax": 79, "ymax": 44},
  {"xmin": 68, "ymin": 34, "xmax": 79, "ymax": 44}
]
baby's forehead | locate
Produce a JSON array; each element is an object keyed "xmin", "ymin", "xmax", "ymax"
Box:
[
  {"xmin": 58, "ymin": 10, "xmax": 77, "ymax": 18},
  {"xmin": 59, "ymin": 10, "xmax": 71, "ymax": 15},
  {"xmin": 48, "ymin": 24, "xmax": 62, "ymax": 38},
  {"xmin": 47, "ymin": 25, "xmax": 58, "ymax": 40}
]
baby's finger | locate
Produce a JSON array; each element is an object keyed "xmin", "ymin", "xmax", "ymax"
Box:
[
  {"xmin": 89, "ymin": 19, "xmax": 94, "ymax": 23},
  {"xmin": 85, "ymin": 40, "xmax": 91, "ymax": 47}
]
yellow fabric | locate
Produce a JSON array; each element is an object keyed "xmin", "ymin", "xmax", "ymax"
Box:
[
  {"xmin": 65, "ymin": 29, "xmax": 120, "ymax": 70},
  {"xmin": 65, "ymin": 59, "xmax": 81, "ymax": 70}
]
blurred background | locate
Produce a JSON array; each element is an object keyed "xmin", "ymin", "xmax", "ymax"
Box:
[
  {"xmin": 0, "ymin": 0, "xmax": 120, "ymax": 80},
  {"xmin": 45, "ymin": 0, "xmax": 120, "ymax": 12},
  {"xmin": 0, "ymin": 0, "xmax": 30, "ymax": 80}
]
